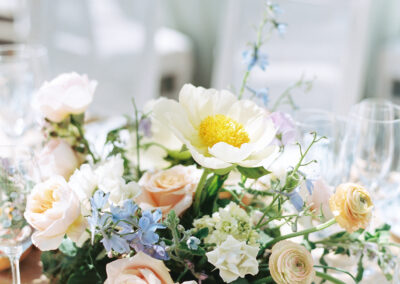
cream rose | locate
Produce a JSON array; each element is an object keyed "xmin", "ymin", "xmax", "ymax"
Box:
[
  {"xmin": 206, "ymin": 235, "xmax": 259, "ymax": 283},
  {"xmin": 38, "ymin": 139, "xmax": 81, "ymax": 180},
  {"xmin": 329, "ymin": 183, "xmax": 373, "ymax": 233},
  {"xmin": 24, "ymin": 176, "xmax": 84, "ymax": 250},
  {"xmin": 135, "ymin": 165, "xmax": 200, "ymax": 216},
  {"xmin": 104, "ymin": 251, "xmax": 174, "ymax": 284},
  {"xmin": 269, "ymin": 240, "xmax": 315, "ymax": 284},
  {"xmin": 33, "ymin": 72, "xmax": 97, "ymax": 122}
]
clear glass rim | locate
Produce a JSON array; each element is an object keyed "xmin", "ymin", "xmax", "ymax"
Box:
[
  {"xmin": 0, "ymin": 44, "xmax": 48, "ymax": 62},
  {"xmin": 291, "ymin": 108, "xmax": 346, "ymax": 128},
  {"xmin": 350, "ymin": 98, "xmax": 400, "ymax": 124}
]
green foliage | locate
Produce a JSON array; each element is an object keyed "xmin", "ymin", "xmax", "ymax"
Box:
[
  {"xmin": 237, "ymin": 166, "xmax": 271, "ymax": 179},
  {"xmin": 41, "ymin": 239, "xmax": 114, "ymax": 284}
]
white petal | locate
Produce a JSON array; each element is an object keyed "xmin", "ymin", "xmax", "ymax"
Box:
[
  {"xmin": 186, "ymin": 143, "xmax": 232, "ymax": 169},
  {"xmin": 209, "ymin": 142, "xmax": 254, "ymax": 163}
]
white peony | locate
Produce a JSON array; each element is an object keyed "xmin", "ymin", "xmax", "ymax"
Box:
[
  {"xmin": 69, "ymin": 155, "xmax": 141, "ymax": 209},
  {"xmin": 206, "ymin": 236, "xmax": 259, "ymax": 283},
  {"xmin": 153, "ymin": 84, "xmax": 278, "ymax": 170}
]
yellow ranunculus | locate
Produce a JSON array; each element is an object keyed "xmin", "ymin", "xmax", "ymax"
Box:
[
  {"xmin": 269, "ymin": 240, "xmax": 315, "ymax": 284},
  {"xmin": 152, "ymin": 84, "xmax": 278, "ymax": 170},
  {"xmin": 329, "ymin": 183, "xmax": 373, "ymax": 233}
]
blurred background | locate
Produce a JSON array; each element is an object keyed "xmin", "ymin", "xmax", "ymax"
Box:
[{"xmin": 1, "ymin": 0, "xmax": 400, "ymax": 116}]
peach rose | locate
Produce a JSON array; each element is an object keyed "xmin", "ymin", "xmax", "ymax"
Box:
[
  {"xmin": 33, "ymin": 72, "xmax": 97, "ymax": 122},
  {"xmin": 24, "ymin": 176, "xmax": 84, "ymax": 250},
  {"xmin": 38, "ymin": 139, "xmax": 81, "ymax": 180},
  {"xmin": 104, "ymin": 251, "xmax": 174, "ymax": 284},
  {"xmin": 329, "ymin": 183, "xmax": 373, "ymax": 233},
  {"xmin": 269, "ymin": 240, "xmax": 315, "ymax": 284},
  {"xmin": 135, "ymin": 165, "xmax": 200, "ymax": 216}
]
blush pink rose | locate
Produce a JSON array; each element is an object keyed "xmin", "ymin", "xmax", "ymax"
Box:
[
  {"xmin": 135, "ymin": 165, "xmax": 200, "ymax": 216},
  {"xmin": 104, "ymin": 251, "xmax": 174, "ymax": 284},
  {"xmin": 24, "ymin": 176, "xmax": 84, "ymax": 250},
  {"xmin": 38, "ymin": 139, "xmax": 81, "ymax": 180},
  {"xmin": 33, "ymin": 72, "xmax": 97, "ymax": 122}
]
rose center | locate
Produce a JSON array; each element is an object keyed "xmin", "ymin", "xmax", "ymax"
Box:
[{"xmin": 198, "ymin": 114, "xmax": 250, "ymax": 148}]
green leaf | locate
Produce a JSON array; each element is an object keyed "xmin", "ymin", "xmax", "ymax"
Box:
[
  {"xmin": 194, "ymin": 227, "xmax": 209, "ymax": 239},
  {"xmin": 355, "ymin": 253, "xmax": 364, "ymax": 283},
  {"xmin": 237, "ymin": 166, "xmax": 271, "ymax": 179},
  {"xmin": 200, "ymin": 173, "xmax": 229, "ymax": 215},
  {"xmin": 59, "ymin": 238, "xmax": 78, "ymax": 257}
]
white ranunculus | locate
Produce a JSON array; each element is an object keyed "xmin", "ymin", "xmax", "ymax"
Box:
[
  {"xmin": 33, "ymin": 72, "xmax": 97, "ymax": 122},
  {"xmin": 153, "ymin": 84, "xmax": 278, "ymax": 170},
  {"xmin": 38, "ymin": 138, "xmax": 81, "ymax": 180},
  {"xmin": 24, "ymin": 176, "xmax": 85, "ymax": 250},
  {"xmin": 69, "ymin": 155, "xmax": 141, "ymax": 208},
  {"xmin": 206, "ymin": 235, "xmax": 259, "ymax": 283}
]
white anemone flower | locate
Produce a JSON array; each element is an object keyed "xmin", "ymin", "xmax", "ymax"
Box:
[{"xmin": 153, "ymin": 84, "xmax": 278, "ymax": 170}]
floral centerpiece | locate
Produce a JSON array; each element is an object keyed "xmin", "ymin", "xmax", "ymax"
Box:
[{"xmin": 21, "ymin": 3, "xmax": 398, "ymax": 284}]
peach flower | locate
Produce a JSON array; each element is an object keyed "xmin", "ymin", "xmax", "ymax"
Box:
[
  {"xmin": 24, "ymin": 176, "xmax": 84, "ymax": 250},
  {"xmin": 104, "ymin": 251, "xmax": 174, "ymax": 284},
  {"xmin": 269, "ymin": 240, "xmax": 315, "ymax": 284},
  {"xmin": 135, "ymin": 165, "xmax": 200, "ymax": 216},
  {"xmin": 38, "ymin": 139, "xmax": 81, "ymax": 180},
  {"xmin": 329, "ymin": 183, "xmax": 373, "ymax": 233},
  {"xmin": 33, "ymin": 72, "xmax": 97, "ymax": 122}
]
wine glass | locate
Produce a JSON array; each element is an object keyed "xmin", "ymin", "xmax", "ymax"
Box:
[
  {"xmin": 292, "ymin": 108, "xmax": 347, "ymax": 185},
  {"xmin": 0, "ymin": 146, "xmax": 39, "ymax": 284},
  {"xmin": 346, "ymin": 98, "xmax": 395, "ymax": 195},
  {"xmin": 0, "ymin": 44, "xmax": 48, "ymax": 138}
]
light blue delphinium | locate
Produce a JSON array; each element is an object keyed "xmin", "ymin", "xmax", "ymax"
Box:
[
  {"xmin": 101, "ymin": 233, "xmax": 131, "ymax": 254},
  {"xmin": 187, "ymin": 236, "xmax": 201, "ymax": 250},
  {"xmin": 90, "ymin": 190, "xmax": 110, "ymax": 211},
  {"xmin": 242, "ymin": 49, "xmax": 268, "ymax": 71},
  {"xmin": 110, "ymin": 199, "xmax": 138, "ymax": 223},
  {"xmin": 288, "ymin": 188, "xmax": 304, "ymax": 212},
  {"xmin": 133, "ymin": 209, "xmax": 165, "ymax": 246}
]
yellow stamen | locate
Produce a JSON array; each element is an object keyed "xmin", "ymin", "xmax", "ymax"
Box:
[{"xmin": 199, "ymin": 114, "xmax": 250, "ymax": 148}]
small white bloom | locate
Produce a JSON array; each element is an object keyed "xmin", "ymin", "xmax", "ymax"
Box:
[
  {"xmin": 153, "ymin": 84, "xmax": 278, "ymax": 170},
  {"xmin": 206, "ymin": 236, "xmax": 259, "ymax": 283},
  {"xmin": 194, "ymin": 202, "xmax": 258, "ymax": 246},
  {"xmin": 69, "ymin": 155, "xmax": 141, "ymax": 209}
]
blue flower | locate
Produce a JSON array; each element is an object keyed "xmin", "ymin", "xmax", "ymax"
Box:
[
  {"xmin": 139, "ymin": 117, "xmax": 152, "ymax": 138},
  {"xmin": 305, "ymin": 179, "xmax": 314, "ymax": 195},
  {"xmin": 134, "ymin": 210, "xmax": 165, "ymax": 246},
  {"xmin": 90, "ymin": 190, "xmax": 110, "ymax": 211},
  {"xmin": 101, "ymin": 233, "xmax": 130, "ymax": 254},
  {"xmin": 255, "ymin": 88, "xmax": 269, "ymax": 106},
  {"xmin": 242, "ymin": 49, "xmax": 268, "ymax": 71},
  {"xmin": 271, "ymin": 4, "xmax": 283, "ymax": 15},
  {"xmin": 276, "ymin": 23, "xmax": 287, "ymax": 35},
  {"xmin": 110, "ymin": 199, "xmax": 138, "ymax": 223},
  {"xmin": 187, "ymin": 236, "xmax": 201, "ymax": 250},
  {"xmin": 88, "ymin": 211, "xmax": 112, "ymax": 243},
  {"xmin": 131, "ymin": 241, "xmax": 170, "ymax": 261},
  {"xmin": 288, "ymin": 188, "xmax": 304, "ymax": 211}
]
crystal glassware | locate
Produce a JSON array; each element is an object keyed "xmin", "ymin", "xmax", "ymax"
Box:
[
  {"xmin": 345, "ymin": 98, "xmax": 396, "ymax": 194},
  {"xmin": 292, "ymin": 108, "xmax": 347, "ymax": 185},
  {"xmin": 0, "ymin": 146, "xmax": 39, "ymax": 284},
  {"xmin": 0, "ymin": 44, "xmax": 48, "ymax": 137}
]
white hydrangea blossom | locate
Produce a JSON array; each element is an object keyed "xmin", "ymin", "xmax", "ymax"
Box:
[
  {"xmin": 206, "ymin": 235, "xmax": 259, "ymax": 283},
  {"xmin": 193, "ymin": 202, "xmax": 258, "ymax": 246}
]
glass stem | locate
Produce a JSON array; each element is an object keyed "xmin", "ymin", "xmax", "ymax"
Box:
[{"xmin": 9, "ymin": 253, "xmax": 21, "ymax": 284}]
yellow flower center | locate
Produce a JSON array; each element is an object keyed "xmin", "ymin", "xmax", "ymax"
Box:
[{"xmin": 198, "ymin": 114, "xmax": 250, "ymax": 148}]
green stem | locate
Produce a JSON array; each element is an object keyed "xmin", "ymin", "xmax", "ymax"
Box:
[
  {"xmin": 75, "ymin": 120, "xmax": 98, "ymax": 163},
  {"xmin": 256, "ymin": 193, "xmax": 280, "ymax": 228},
  {"xmin": 132, "ymin": 98, "xmax": 142, "ymax": 179},
  {"xmin": 266, "ymin": 218, "xmax": 336, "ymax": 247},
  {"xmin": 238, "ymin": 70, "xmax": 250, "ymax": 99},
  {"xmin": 193, "ymin": 169, "xmax": 211, "ymax": 215},
  {"xmin": 316, "ymin": 271, "xmax": 346, "ymax": 284}
]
